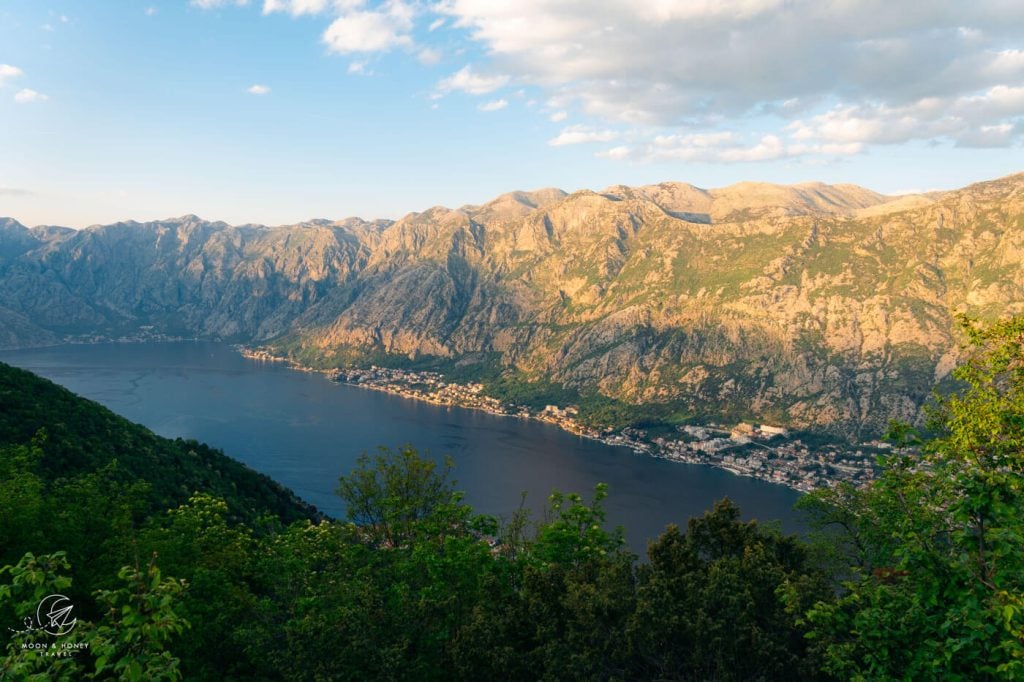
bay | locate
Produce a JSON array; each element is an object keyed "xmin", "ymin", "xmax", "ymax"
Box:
[{"xmin": 0, "ymin": 341, "xmax": 805, "ymax": 553}]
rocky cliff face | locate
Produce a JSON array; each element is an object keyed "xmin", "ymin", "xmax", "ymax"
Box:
[
  {"xmin": 2, "ymin": 173, "xmax": 1023, "ymax": 436},
  {"xmin": 0, "ymin": 215, "xmax": 386, "ymax": 340}
]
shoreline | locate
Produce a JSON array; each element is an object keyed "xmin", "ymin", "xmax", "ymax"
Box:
[
  {"xmin": 0, "ymin": 338, "xmax": 875, "ymax": 495},
  {"xmin": 236, "ymin": 346, "xmax": 877, "ymax": 494}
]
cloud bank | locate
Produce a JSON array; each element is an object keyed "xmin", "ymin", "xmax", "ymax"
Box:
[
  {"xmin": 436, "ymin": 0, "xmax": 1024, "ymax": 160},
  {"xmin": 199, "ymin": 0, "xmax": 1024, "ymax": 162}
]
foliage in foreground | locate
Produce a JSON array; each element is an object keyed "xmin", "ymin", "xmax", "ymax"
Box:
[
  {"xmin": 800, "ymin": 315, "xmax": 1024, "ymax": 680},
  {"xmin": 0, "ymin": 439, "xmax": 828, "ymax": 680}
]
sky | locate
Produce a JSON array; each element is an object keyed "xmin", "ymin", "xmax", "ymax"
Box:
[{"xmin": 1, "ymin": 0, "xmax": 1023, "ymax": 228}]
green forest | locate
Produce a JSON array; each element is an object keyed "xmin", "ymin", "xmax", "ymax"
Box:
[{"xmin": 2, "ymin": 317, "xmax": 1023, "ymax": 680}]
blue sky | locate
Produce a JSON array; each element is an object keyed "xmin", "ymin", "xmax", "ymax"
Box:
[{"xmin": 1, "ymin": 0, "xmax": 1023, "ymax": 227}]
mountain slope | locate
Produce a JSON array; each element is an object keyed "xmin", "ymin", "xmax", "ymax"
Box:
[
  {"xmin": 2, "ymin": 173, "xmax": 1023, "ymax": 436},
  {"xmin": 0, "ymin": 361, "xmax": 316, "ymax": 523}
]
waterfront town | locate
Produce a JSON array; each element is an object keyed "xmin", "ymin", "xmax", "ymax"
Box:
[{"xmin": 241, "ymin": 348, "xmax": 881, "ymax": 493}]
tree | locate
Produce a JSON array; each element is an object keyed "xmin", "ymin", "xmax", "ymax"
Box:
[
  {"xmin": 336, "ymin": 446, "xmax": 475, "ymax": 548},
  {"xmin": 627, "ymin": 499, "xmax": 830, "ymax": 681},
  {"xmin": 0, "ymin": 552, "xmax": 85, "ymax": 681},
  {"xmin": 0, "ymin": 442, "xmax": 46, "ymax": 568},
  {"xmin": 449, "ymin": 485, "xmax": 637, "ymax": 681},
  {"xmin": 135, "ymin": 494, "xmax": 257, "ymax": 679},
  {"xmin": 245, "ymin": 446, "xmax": 502, "ymax": 681},
  {"xmin": 1, "ymin": 551, "xmax": 189, "ymax": 681},
  {"xmin": 804, "ymin": 316, "xmax": 1024, "ymax": 679},
  {"xmin": 90, "ymin": 559, "xmax": 189, "ymax": 681}
]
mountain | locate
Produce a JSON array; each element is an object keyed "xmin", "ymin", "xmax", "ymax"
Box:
[{"xmin": 1, "ymin": 173, "xmax": 1023, "ymax": 436}]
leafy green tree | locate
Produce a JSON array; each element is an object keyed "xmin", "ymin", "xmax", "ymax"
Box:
[
  {"xmin": 0, "ymin": 552, "xmax": 86, "ymax": 681},
  {"xmin": 246, "ymin": 447, "xmax": 502, "ymax": 681},
  {"xmin": 450, "ymin": 485, "xmax": 637, "ymax": 681},
  {"xmin": 513, "ymin": 551, "xmax": 636, "ymax": 680},
  {"xmin": 531, "ymin": 484, "xmax": 625, "ymax": 568},
  {"xmin": 46, "ymin": 462, "xmax": 154, "ymax": 596},
  {"xmin": 804, "ymin": 316, "xmax": 1024, "ymax": 679},
  {"xmin": 2, "ymin": 552, "xmax": 189, "ymax": 682},
  {"xmin": 627, "ymin": 499, "xmax": 829, "ymax": 681},
  {"xmin": 337, "ymin": 446, "xmax": 474, "ymax": 548},
  {"xmin": 135, "ymin": 494, "xmax": 258, "ymax": 679},
  {"xmin": 90, "ymin": 559, "xmax": 189, "ymax": 681},
  {"xmin": 241, "ymin": 520, "xmax": 360, "ymax": 680},
  {"xmin": 0, "ymin": 442, "xmax": 46, "ymax": 568}
]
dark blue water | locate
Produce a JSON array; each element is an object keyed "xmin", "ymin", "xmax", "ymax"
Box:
[{"xmin": 0, "ymin": 342, "xmax": 804, "ymax": 553}]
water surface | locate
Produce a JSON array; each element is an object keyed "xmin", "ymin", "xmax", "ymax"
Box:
[{"xmin": 0, "ymin": 342, "xmax": 805, "ymax": 553}]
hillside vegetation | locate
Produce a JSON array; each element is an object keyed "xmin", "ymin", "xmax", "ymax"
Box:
[{"xmin": 0, "ymin": 362, "xmax": 316, "ymax": 528}]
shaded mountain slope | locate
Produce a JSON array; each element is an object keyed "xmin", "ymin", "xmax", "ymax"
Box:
[{"xmin": 0, "ymin": 361, "xmax": 316, "ymax": 523}]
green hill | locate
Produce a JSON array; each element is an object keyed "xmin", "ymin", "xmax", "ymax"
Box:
[{"xmin": 0, "ymin": 360, "xmax": 316, "ymax": 530}]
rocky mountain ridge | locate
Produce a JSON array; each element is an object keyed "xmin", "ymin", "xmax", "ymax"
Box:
[{"xmin": 2, "ymin": 172, "xmax": 1023, "ymax": 436}]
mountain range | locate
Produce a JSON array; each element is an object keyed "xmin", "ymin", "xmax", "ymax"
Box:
[{"xmin": 2, "ymin": 172, "xmax": 1023, "ymax": 437}]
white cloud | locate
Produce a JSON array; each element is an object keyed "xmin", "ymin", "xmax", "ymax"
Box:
[
  {"xmin": 709, "ymin": 135, "xmax": 787, "ymax": 163},
  {"xmin": 417, "ymin": 47, "xmax": 442, "ymax": 65},
  {"xmin": 435, "ymin": 0, "xmax": 1024, "ymax": 155},
  {"xmin": 786, "ymin": 85, "xmax": 1024, "ymax": 150},
  {"xmin": 145, "ymin": 6, "xmax": 159, "ymax": 15},
  {"xmin": 262, "ymin": 0, "xmax": 344, "ymax": 16},
  {"xmin": 211, "ymin": 0, "xmax": 1024, "ymax": 160},
  {"xmin": 478, "ymin": 98, "xmax": 507, "ymax": 112},
  {"xmin": 957, "ymin": 123, "xmax": 1016, "ymax": 148},
  {"xmin": 322, "ymin": 1, "xmax": 414, "ymax": 54},
  {"xmin": 439, "ymin": 2, "xmax": 1024, "ymax": 119},
  {"xmin": 548, "ymin": 125, "xmax": 619, "ymax": 146},
  {"xmin": 597, "ymin": 145, "xmax": 631, "ymax": 160},
  {"xmin": 0, "ymin": 64, "xmax": 23, "ymax": 85},
  {"xmin": 599, "ymin": 130, "xmax": 867, "ymax": 164},
  {"xmin": 247, "ymin": 83, "xmax": 271, "ymax": 95},
  {"xmin": 435, "ymin": 65, "xmax": 509, "ymax": 95},
  {"xmin": 14, "ymin": 89, "xmax": 48, "ymax": 104},
  {"xmin": 191, "ymin": 0, "xmax": 249, "ymax": 8}
]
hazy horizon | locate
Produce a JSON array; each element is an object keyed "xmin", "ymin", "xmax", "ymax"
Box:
[{"xmin": 5, "ymin": 170, "xmax": 1022, "ymax": 231}]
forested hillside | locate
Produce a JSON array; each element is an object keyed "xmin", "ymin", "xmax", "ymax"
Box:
[{"xmin": 0, "ymin": 362, "xmax": 316, "ymax": 528}]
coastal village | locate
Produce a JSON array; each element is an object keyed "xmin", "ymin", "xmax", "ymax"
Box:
[{"xmin": 242, "ymin": 348, "xmax": 881, "ymax": 494}]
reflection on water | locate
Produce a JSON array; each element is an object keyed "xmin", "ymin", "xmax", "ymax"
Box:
[{"xmin": 0, "ymin": 342, "xmax": 804, "ymax": 554}]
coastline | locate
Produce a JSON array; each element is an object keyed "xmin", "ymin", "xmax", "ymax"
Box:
[{"xmin": 236, "ymin": 346, "xmax": 879, "ymax": 494}]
